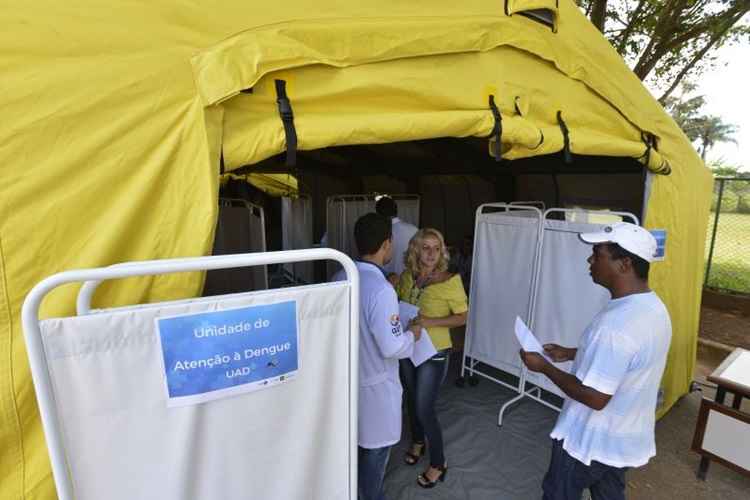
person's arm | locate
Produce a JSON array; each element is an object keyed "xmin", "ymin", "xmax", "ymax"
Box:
[
  {"xmin": 520, "ymin": 351, "xmax": 611, "ymax": 410},
  {"xmin": 369, "ymin": 288, "xmax": 415, "ymax": 360},
  {"xmin": 419, "ymin": 312, "xmax": 467, "ymax": 329},
  {"xmin": 418, "ymin": 274, "xmax": 468, "ymax": 328}
]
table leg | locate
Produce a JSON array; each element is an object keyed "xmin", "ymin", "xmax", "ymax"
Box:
[
  {"xmin": 698, "ymin": 386, "xmax": 728, "ymax": 481},
  {"xmin": 698, "ymin": 457, "xmax": 709, "ymax": 481},
  {"xmin": 732, "ymin": 394, "xmax": 742, "ymax": 410},
  {"xmin": 716, "ymin": 386, "xmax": 726, "ymax": 405}
]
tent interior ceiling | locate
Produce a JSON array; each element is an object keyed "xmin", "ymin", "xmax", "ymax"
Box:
[{"xmin": 225, "ymin": 137, "xmax": 645, "ymax": 252}]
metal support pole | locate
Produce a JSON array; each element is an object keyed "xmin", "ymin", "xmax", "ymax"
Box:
[{"xmin": 705, "ymin": 179, "xmax": 725, "ymax": 286}]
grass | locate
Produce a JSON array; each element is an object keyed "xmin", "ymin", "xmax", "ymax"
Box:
[{"xmin": 705, "ymin": 212, "xmax": 750, "ymax": 294}]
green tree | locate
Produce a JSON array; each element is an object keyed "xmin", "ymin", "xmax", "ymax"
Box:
[
  {"xmin": 664, "ymin": 83, "xmax": 738, "ymax": 160},
  {"xmin": 578, "ymin": 1, "xmax": 750, "ymax": 102},
  {"xmin": 709, "ymin": 163, "xmax": 750, "ymax": 213},
  {"xmin": 694, "ymin": 115, "xmax": 738, "ymax": 161}
]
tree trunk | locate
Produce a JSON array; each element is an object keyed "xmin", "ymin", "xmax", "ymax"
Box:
[{"xmin": 590, "ymin": 0, "xmax": 608, "ymax": 32}]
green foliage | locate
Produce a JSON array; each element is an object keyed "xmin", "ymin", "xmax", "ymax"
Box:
[
  {"xmin": 705, "ymin": 212, "xmax": 750, "ymax": 293},
  {"xmin": 665, "ymin": 87, "xmax": 738, "ymax": 160},
  {"xmin": 578, "ymin": 1, "xmax": 750, "ymax": 102}
]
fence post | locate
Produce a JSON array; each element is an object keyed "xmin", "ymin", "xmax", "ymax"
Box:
[{"xmin": 704, "ymin": 179, "xmax": 725, "ymax": 286}]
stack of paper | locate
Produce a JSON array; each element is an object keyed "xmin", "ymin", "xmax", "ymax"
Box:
[{"xmin": 399, "ymin": 301, "xmax": 438, "ymax": 366}]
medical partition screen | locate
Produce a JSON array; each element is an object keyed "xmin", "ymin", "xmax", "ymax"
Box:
[
  {"xmin": 205, "ymin": 198, "xmax": 268, "ymax": 293},
  {"xmin": 464, "ymin": 209, "xmax": 541, "ymax": 378},
  {"xmin": 525, "ymin": 219, "xmax": 613, "ymax": 396},
  {"xmin": 325, "ymin": 194, "xmax": 419, "ymax": 276},
  {"xmin": 23, "ymin": 251, "xmax": 358, "ymax": 500},
  {"xmin": 282, "ymin": 195, "xmax": 314, "ymax": 283}
]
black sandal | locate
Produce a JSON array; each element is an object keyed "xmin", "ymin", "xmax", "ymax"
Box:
[
  {"xmin": 403, "ymin": 442, "xmax": 425, "ymax": 465},
  {"xmin": 417, "ymin": 464, "xmax": 448, "ymax": 488}
]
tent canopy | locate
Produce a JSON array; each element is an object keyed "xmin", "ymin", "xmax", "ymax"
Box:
[{"xmin": 1, "ymin": 1, "xmax": 711, "ymax": 498}]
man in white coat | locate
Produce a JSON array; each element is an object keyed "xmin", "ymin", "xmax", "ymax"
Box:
[
  {"xmin": 336, "ymin": 212, "xmax": 421, "ymax": 500},
  {"xmin": 376, "ymin": 196, "xmax": 418, "ymax": 281}
]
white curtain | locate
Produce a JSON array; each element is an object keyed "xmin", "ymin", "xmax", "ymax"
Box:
[
  {"xmin": 326, "ymin": 196, "xmax": 419, "ymax": 277},
  {"xmin": 467, "ymin": 213, "xmax": 614, "ymax": 399},
  {"xmin": 40, "ymin": 284, "xmax": 353, "ymax": 500},
  {"xmin": 465, "ymin": 212, "xmax": 541, "ymax": 377},
  {"xmin": 527, "ymin": 219, "xmax": 611, "ymax": 396},
  {"xmin": 282, "ymin": 196, "xmax": 314, "ymax": 283}
]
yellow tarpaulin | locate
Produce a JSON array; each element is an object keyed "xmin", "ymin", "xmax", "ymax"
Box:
[
  {"xmin": 0, "ymin": 1, "xmax": 711, "ymax": 498},
  {"xmin": 220, "ymin": 173, "xmax": 299, "ymax": 197}
]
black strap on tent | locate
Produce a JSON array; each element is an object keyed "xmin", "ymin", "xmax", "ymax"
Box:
[
  {"xmin": 639, "ymin": 131, "xmax": 658, "ymax": 167},
  {"xmin": 556, "ymin": 111, "xmax": 572, "ymax": 164},
  {"xmin": 274, "ymin": 79, "xmax": 297, "ymax": 167},
  {"xmin": 489, "ymin": 95, "xmax": 503, "ymax": 162}
]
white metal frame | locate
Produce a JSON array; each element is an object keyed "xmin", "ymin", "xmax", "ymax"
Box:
[
  {"xmin": 509, "ymin": 200, "xmax": 546, "ymax": 211},
  {"xmin": 461, "ymin": 205, "xmax": 639, "ymax": 426},
  {"xmin": 22, "ymin": 249, "xmax": 359, "ymax": 500}
]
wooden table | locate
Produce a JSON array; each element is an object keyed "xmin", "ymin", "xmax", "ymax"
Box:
[{"xmin": 694, "ymin": 348, "xmax": 750, "ymax": 480}]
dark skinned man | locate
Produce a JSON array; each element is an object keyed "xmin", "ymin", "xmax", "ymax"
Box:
[{"xmin": 520, "ymin": 222, "xmax": 671, "ymax": 500}]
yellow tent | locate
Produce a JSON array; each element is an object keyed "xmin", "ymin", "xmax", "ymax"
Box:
[{"xmin": 0, "ymin": 1, "xmax": 711, "ymax": 497}]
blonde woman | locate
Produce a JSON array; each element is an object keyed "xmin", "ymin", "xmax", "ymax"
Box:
[{"xmin": 397, "ymin": 228, "xmax": 468, "ymax": 488}]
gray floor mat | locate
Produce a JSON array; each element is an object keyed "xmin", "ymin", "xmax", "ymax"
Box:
[{"xmin": 383, "ymin": 358, "xmax": 560, "ymax": 500}]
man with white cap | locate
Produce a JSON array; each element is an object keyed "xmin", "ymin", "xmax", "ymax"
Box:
[{"xmin": 520, "ymin": 222, "xmax": 672, "ymax": 500}]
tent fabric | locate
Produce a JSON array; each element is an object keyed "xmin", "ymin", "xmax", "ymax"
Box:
[
  {"xmin": 0, "ymin": 1, "xmax": 710, "ymax": 497},
  {"xmin": 220, "ymin": 173, "xmax": 299, "ymax": 197}
]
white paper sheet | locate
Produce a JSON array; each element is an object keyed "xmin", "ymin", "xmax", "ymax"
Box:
[
  {"xmin": 514, "ymin": 316, "xmax": 552, "ymax": 362},
  {"xmin": 399, "ymin": 301, "xmax": 438, "ymax": 366}
]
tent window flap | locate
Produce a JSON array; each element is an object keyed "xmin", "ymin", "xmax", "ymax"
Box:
[{"xmin": 505, "ymin": 0, "xmax": 559, "ymax": 31}]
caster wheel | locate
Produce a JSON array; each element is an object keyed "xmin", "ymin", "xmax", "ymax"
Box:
[
  {"xmin": 455, "ymin": 377, "xmax": 466, "ymax": 388},
  {"xmin": 468, "ymin": 375, "xmax": 479, "ymax": 387}
]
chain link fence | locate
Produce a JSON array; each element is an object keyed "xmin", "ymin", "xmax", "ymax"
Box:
[{"xmin": 705, "ymin": 177, "xmax": 750, "ymax": 294}]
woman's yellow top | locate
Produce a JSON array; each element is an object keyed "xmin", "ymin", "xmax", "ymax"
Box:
[{"xmin": 397, "ymin": 273, "xmax": 468, "ymax": 351}]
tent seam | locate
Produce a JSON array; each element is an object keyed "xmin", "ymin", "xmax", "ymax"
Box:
[{"xmin": 0, "ymin": 233, "xmax": 26, "ymax": 500}]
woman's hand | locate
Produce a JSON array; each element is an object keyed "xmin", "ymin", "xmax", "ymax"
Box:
[
  {"xmin": 415, "ymin": 314, "xmax": 433, "ymax": 329},
  {"xmin": 407, "ymin": 318, "xmax": 423, "ymax": 341},
  {"xmin": 543, "ymin": 344, "xmax": 577, "ymax": 363}
]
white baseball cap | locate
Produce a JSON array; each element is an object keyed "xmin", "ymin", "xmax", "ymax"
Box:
[{"xmin": 579, "ymin": 222, "xmax": 658, "ymax": 263}]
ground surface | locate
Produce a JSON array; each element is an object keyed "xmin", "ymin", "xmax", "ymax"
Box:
[{"xmin": 699, "ymin": 306, "xmax": 750, "ymax": 350}]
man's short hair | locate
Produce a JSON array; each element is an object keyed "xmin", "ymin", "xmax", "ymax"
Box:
[
  {"xmin": 354, "ymin": 213, "xmax": 392, "ymax": 256},
  {"xmin": 375, "ymin": 196, "xmax": 398, "ymax": 218},
  {"xmin": 607, "ymin": 243, "xmax": 650, "ymax": 280}
]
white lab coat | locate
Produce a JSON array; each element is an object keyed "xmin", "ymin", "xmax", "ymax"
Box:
[
  {"xmin": 335, "ymin": 261, "xmax": 415, "ymax": 448},
  {"xmin": 383, "ymin": 217, "xmax": 418, "ymax": 277}
]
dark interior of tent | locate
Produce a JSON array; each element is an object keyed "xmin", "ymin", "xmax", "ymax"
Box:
[{"xmin": 206, "ymin": 137, "xmax": 648, "ymax": 293}]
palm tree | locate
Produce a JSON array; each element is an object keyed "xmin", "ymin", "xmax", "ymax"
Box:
[{"xmin": 694, "ymin": 115, "xmax": 738, "ymax": 161}]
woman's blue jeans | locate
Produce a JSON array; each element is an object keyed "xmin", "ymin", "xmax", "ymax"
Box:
[{"xmin": 399, "ymin": 351, "xmax": 450, "ymax": 467}]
